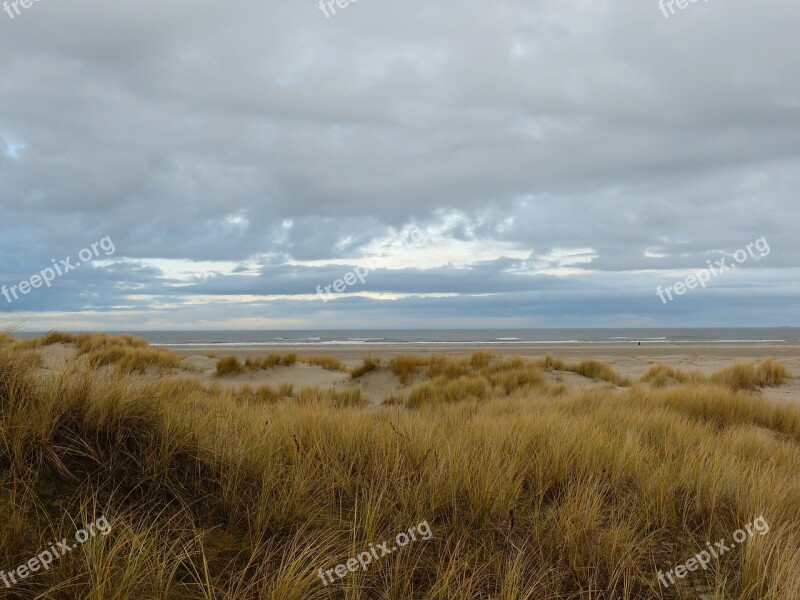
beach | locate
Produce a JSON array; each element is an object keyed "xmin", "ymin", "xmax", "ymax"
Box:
[{"xmin": 171, "ymin": 343, "xmax": 800, "ymax": 406}]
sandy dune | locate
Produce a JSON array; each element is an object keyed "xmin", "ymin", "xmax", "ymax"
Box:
[
  {"xmin": 174, "ymin": 344, "xmax": 800, "ymax": 404},
  {"xmin": 35, "ymin": 342, "xmax": 800, "ymax": 406}
]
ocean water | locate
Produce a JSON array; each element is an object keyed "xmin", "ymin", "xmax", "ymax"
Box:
[{"xmin": 108, "ymin": 328, "xmax": 800, "ymax": 349}]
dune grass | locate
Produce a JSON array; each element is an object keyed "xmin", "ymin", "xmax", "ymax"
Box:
[
  {"xmin": 710, "ymin": 358, "xmax": 791, "ymax": 391},
  {"xmin": 295, "ymin": 386, "xmax": 368, "ymax": 408},
  {"xmin": 0, "ymin": 334, "xmax": 798, "ymax": 598},
  {"xmin": 540, "ymin": 352, "xmax": 567, "ymax": 371},
  {"xmin": 37, "ymin": 330, "xmax": 80, "ymax": 346},
  {"xmin": 406, "ymin": 375, "xmax": 491, "ymax": 408},
  {"xmin": 216, "ymin": 355, "xmax": 245, "ymax": 376},
  {"xmin": 469, "ymin": 349, "xmax": 492, "ymax": 368},
  {"xmin": 640, "ymin": 359, "xmax": 790, "ymax": 392},
  {"xmin": 301, "ymin": 356, "xmax": 349, "ymax": 372},
  {"xmin": 350, "ymin": 355, "xmax": 381, "ymax": 379},
  {"xmin": 535, "ymin": 354, "xmax": 632, "ymax": 386},
  {"xmin": 387, "ymin": 352, "xmax": 632, "ymax": 388},
  {"xmin": 87, "ymin": 345, "xmax": 181, "ymax": 374},
  {"xmin": 639, "ymin": 362, "xmax": 694, "ymax": 387},
  {"xmin": 237, "ymin": 382, "xmax": 295, "ymax": 404},
  {"xmin": 242, "ymin": 352, "xmax": 298, "ymax": 371},
  {"xmin": 389, "ymin": 355, "xmax": 431, "ymax": 384},
  {"xmin": 388, "ymin": 351, "xmax": 495, "ymax": 384},
  {"xmin": 74, "ymin": 332, "xmax": 150, "ymax": 354},
  {"xmin": 20, "ymin": 331, "xmax": 182, "ymax": 374},
  {"xmin": 564, "ymin": 359, "xmax": 631, "ymax": 386}
]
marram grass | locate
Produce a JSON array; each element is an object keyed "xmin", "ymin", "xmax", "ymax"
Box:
[{"xmin": 0, "ymin": 333, "xmax": 798, "ymax": 599}]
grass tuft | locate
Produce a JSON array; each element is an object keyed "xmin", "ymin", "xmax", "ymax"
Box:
[
  {"xmin": 469, "ymin": 349, "xmax": 492, "ymax": 368},
  {"xmin": 87, "ymin": 346, "xmax": 180, "ymax": 374},
  {"xmin": 540, "ymin": 353, "xmax": 567, "ymax": 371},
  {"xmin": 567, "ymin": 359, "xmax": 631, "ymax": 386},
  {"xmin": 244, "ymin": 353, "xmax": 298, "ymax": 370},
  {"xmin": 216, "ymin": 355, "xmax": 245, "ymax": 376},
  {"xmin": 39, "ymin": 331, "xmax": 79, "ymax": 346},
  {"xmin": 710, "ymin": 358, "xmax": 791, "ymax": 391},
  {"xmin": 406, "ymin": 375, "xmax": 490, "ymax": 408},
  {"xmin": 350, "ymin": 356, "xmax": 381, "ymax": 379},
  {"xmin": 295, "ymin": 386, "xmax": 368, "ymax": 407},
  {"xmin": 302, "ymin": 356, "xmax": 348, "ymax": 371},
  {"xmin": 388, "ymin": 355, "xmax": 430, "ymax": 384},
  {"xmin": 639, "ymin": 363, "xmax": 693, "ymax": 387}
]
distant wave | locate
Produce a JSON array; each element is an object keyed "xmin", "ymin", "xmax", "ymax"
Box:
[
  {"xmin": 701, "ymin": 339, "xmax": 786, "ymax": 343},
  {"xmin": 150, "ymin": 337, "xmax": 789, "ymax": 348}
]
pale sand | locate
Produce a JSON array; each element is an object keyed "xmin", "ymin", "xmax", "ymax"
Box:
[
  {"xmin": 37, "ymin": 342, "xmax": 79, "ymax": 371},
  {"xmin": 173, "ymin": 344, "xmax": 800, "ymax": 406}
]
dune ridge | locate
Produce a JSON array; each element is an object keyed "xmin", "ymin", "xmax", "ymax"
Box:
[{"xmin": 0, "ymin": 332, "xmax": 798, "ymax": 598}]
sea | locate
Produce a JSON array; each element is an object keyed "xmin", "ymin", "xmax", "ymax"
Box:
[{"xmin": 90, "ymin": 328, "xmax": 800, "ymax": 349}]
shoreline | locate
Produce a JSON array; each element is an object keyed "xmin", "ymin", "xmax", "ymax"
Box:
[{"xmin": 172, "ymin": 343, "xmax": 800, "ymax": 361}]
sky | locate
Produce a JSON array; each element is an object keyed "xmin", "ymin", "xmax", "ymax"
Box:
[{"xmin": 1, "ymin": 0, "xmax": 798, "ymax": 331}]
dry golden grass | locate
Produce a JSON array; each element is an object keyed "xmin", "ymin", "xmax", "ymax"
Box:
[
  {"xmin": 295, "ymin": 386, "xmax": 367, "ymax": 408},
  {"xmin": 388, "ymin": 354, "xmax": 479, "ymax": 383},
  {"xmin": 469, "ymin": 349, "xmax": 492, "ymax": 369},
  {"xmin": 639, "ymin": 362, "xmax": 693, "ymax": 387},
  {"xmin": 426, "ymin": 354, "xmax": 472, "ymax": 379},
  {"xmin": 389, "ymin": 355, "xmax": 430, "ymax": 384},
  {"xmin": 87, "ymin": 345, "xmax": 181, "ymax": 374},
  {"xmin": 216, "ymin": 355, "xmax": 245, "ymax": 376},
  {"xmin": 16, "ymin": 331, "xmax": 180, "ymax": 374},
  {"xmin": 350, "ymin": 355, "xmax": 381, "ymax": 378},
  {"xmin": 407, "ymin": 375, "xmax": 490, "ymax": 407},
  {"xmin": 382, "ymin": 393, "xmax": 406, "ymax": 406},
  {"xmin": 237, "ymin": 383, "xmax": 295, "ymax": 404},
  {"xmin": 74, "ymin": 332, "xmax": 149, "ymax": 354},
  {"xmin": 540, "ymin": 352, "xmax": 567, "ymax": 371},
  {"xmin": 387, "ymin": 353, "xmax": 631, "ymax": 391},
  {"xmin": 711, "ymin": 358, "xmax": 791, "ymax": 391},
  {"xmin": 487, "ymin": 366, "xmax": 548, "ymax": 395},
  {"xmin": 243, "ymin": 352, "xmax": 298, "ymax": 370},
  {"xmin": 0, "ymin": 334, "xmax": 798, "ymax": 599},
  {"xmin": 37, "ymin": 330, "xmax": 79, "ymax": 346},
  {"xmin": 640, "ymin": 359, "xmax": 791, "ymax": 392},
  {"xmin": 536, "ymin": 355, "xmax": 632, "ymax": 386},
  {"xmin": 302, "ymin": 356, "xmax": 348, "ymax": 372},
  {"xmin": 566, "ymin": 359, "xmax": 631, "ymax": 386}
]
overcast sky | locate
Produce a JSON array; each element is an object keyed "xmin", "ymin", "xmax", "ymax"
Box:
[{"xmin": 1, "ymin": 0, "xmax": 798, "ymax": 331}]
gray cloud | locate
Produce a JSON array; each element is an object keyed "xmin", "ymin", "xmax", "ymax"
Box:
[{"xmin": 1, "ymin": 0, "xmax": 798, "ymax": 328}]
